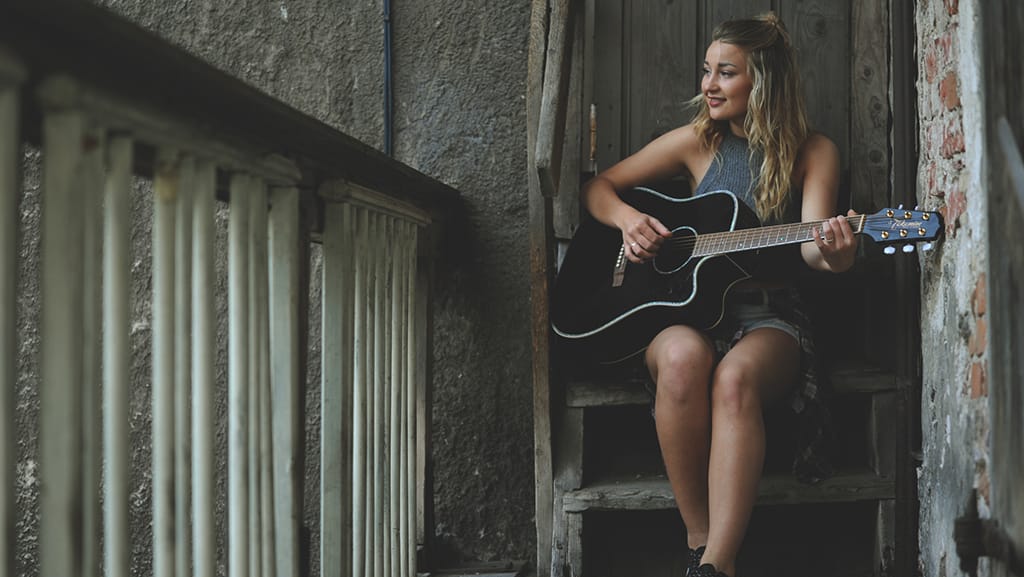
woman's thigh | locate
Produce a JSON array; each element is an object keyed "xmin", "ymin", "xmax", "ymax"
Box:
[
  {"xmin": 716, "ymin": 327, "xmax": 800, "ymax": 404},
  {"xmin": 645, "ymin": 324, "xmax": 715, "ymax": 386}
]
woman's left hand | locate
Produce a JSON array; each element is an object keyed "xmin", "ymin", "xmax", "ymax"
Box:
[{"xmin": 812, "ymin": 209, "xmax": 859, "ymax": 272}]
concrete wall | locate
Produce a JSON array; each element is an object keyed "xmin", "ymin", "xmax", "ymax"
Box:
[
  {"xmin": 915, "ymin": 0, "xmax": 994, "ymax": 575},
  {"xmin": 14, "ymin": 0, "xmax": 535, "ymax": 574}
]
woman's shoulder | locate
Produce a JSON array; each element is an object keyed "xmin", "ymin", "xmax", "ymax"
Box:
[{"xmin": 798, "ymin": 131, "xmax": 839, "ymax": 158}]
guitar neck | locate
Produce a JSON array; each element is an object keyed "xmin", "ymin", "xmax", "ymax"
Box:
[{"xmin": 693, "ymin": 214, "xmax": 866, "ymax": 257}]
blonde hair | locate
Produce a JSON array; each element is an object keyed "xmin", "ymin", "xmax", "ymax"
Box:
[{"xmin": 689, "ymin": 12, "xmax": 810, "ymax": 222}]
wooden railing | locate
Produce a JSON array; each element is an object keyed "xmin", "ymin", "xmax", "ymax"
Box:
[{"xmin": 1, "ymin": 3, "xmax": 456, "ymax": 576}]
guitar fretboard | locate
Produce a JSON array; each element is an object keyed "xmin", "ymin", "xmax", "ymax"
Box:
[{"xmin": 692, "ymin": 215, "xmax": 865, "ymax": 257}]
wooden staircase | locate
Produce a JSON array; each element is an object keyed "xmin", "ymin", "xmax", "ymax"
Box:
[{"xmin": 549, "ymin": 359, "xmax": 903, "ymax": 577}]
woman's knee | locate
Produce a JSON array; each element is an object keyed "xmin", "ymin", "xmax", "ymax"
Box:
[
  {"xmin": 711, "ymin": 362, "xmax": 761, "ymax": 416},
  {"xmin": 649, "ymin": 328, "xmax": 714, "ymax": 402}
]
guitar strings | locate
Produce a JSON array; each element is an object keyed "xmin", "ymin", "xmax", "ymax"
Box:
[{"xmin": 654, "ymin": 214, "xmax": 934, "ymax": 253}]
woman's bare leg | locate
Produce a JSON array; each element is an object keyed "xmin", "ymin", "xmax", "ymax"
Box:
[
  {"xmin": 646, "ymin": 325, "xmax": 716, "ymax": 550},
  {"xmin": 699, "ymin": 328, "xmax": 799, "ymax": 576}
]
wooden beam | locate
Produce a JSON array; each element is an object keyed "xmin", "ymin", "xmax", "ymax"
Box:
[
  {"xmin": 527, "ymin": 0, "xmax": 555, "ymax": 575},
  {"xmin": 536, "ymin": 0, "xmax": 577, "ymax": 198}
]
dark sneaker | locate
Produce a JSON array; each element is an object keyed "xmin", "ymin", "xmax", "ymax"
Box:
[
  {"xmin": 693, "ymin": 563, "xmax": 731, "ymax": 577},
  {"xmin": 685, "ymin": 546, "xmax": 706, "ymax": 576}
]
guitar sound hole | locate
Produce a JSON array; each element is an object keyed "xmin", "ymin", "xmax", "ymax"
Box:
[{"xmin": 653, "ymin": 228, "xmax": 695, "ymax": 274}]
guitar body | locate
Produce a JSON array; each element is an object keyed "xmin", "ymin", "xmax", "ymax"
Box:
[{"xmin": 551, "ymin": 188, "xmax": 762, "ymax": 365}]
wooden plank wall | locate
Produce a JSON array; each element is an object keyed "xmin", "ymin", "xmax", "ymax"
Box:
[{"xmin": 587, "ymin": 1, "xmax": 866, "ymax": 195}]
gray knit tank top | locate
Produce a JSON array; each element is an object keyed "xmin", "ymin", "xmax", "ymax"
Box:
[{"xmin": 692, "ymin": 131, "xmax": 765, "ymax": 220}]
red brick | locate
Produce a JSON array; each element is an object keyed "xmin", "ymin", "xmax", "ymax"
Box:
[
  {"xmin": 969, "ymin": 361, "xmax": 987, "ymax": 398},
  {"xmin": 925, "ymin": 45, "xmax": 939, "ymax": 83},
  {"xmin": 940, "ymin": 72, "xmax": 961, "ymax": 110},
  {"xmin": 968, "ymin": 316, "xmax": 987, "ymax": 356},
  {"xmin": 973, "ymin": 273, "xmax": 987, "ymax": 317},
  {"xmin": 941, "ymin": 117, "xmax": 965, "ymax": 158},
  {"xmin": 945, "ymin": 188, "xmax": 966, "ymax": 236}
]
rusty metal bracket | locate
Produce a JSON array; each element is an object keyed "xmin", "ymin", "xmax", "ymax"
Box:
[{"xmin": 954, "ymin": 489, "xmax": 1024, "ymax": 576}]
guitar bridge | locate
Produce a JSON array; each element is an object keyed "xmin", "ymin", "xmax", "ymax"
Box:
[{"xmin": 612, "ymin": 244, "xmax": 627, "ymax": 287}]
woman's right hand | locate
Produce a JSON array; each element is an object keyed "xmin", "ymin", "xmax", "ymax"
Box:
[{"xmin": 618, "ymin": 209, "xmax": 673, "ymax": 263}]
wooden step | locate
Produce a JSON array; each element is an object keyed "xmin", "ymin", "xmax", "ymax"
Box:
[
  {"xmin": 562, "ymin": 470, "xmax": 895, "ymax": 512},
  {"xmin": 566, "ymin": 362, "xmax": 900, "ymax": 408}
]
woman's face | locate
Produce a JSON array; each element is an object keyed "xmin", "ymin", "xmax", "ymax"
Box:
[{"xmin": 701, "ymin": 41, "xmax": 754, "ymax": 133}]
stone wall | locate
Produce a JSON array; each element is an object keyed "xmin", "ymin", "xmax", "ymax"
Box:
[
  {"xmin": 915, "ymin": 0, "xmax": 994, "ymax": 575},
  {"xmin": 14, "ymin": 1, "xmax": 536, "ymax": 574}
]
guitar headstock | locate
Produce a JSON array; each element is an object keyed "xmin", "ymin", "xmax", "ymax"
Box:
[{"xmin": 859, "ymin": 207, "xmax": 943, "ymax": 253}]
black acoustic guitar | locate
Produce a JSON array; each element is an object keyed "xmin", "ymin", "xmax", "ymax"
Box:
[{"xmin": 550, "ymin": 187, "xmax": 943, "ymax": 365}]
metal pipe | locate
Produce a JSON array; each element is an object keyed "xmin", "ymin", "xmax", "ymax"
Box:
[
  {"xmin": 39, "ymin": 77, "xmax": 86, "ymax": 577},
  {"xmin": 152, "ymin": 146, "xmax": 179, "ymax": 577},
  {"xmin": 192, "ymin": 159, "xmax": 217, "ymax": 577},
  {"xmin": 81, "ymin": 126, "xmax": 105, "ymax": 577},
  {"xmin": 384, "ymin": 0, "xmax": 393, "ymax": 156},
  {"xmin": 174, "ymin": 155, "xmax": 195, "ymax": 577},
  {"xmin": 103, "ymin": 134, "xmax": 133, "ymax": 577},
  {"xmin": 248, "ymin": 177, "xmax": 264, "ymax": 577},
  {"xmin": 270, "ymin": 186, "xmax": 302, "ymax": 577},
  {"xmin": 228, "ymin": 172, "xmax": 251, "ymax": 577}
]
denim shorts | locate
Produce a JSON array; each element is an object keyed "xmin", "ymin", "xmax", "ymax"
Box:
[{"xmin": 711, "ymin": 288, "xmax": 801, "ymax": 346}]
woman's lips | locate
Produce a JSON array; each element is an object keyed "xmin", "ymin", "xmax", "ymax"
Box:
[{"xmin": 707, "ymin": 96, "xmax": 724, "ymax": 108}]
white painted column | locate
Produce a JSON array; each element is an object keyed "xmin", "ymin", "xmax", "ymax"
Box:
[
  {"xmin": 174, "ymin": 155, "xmax": 194, "ymax": 577},
  {"xmin": 247, "ymin": 177, "xmax": 266, "ymax": 577},
  {"xmin": 370, "ymin": 211, "xmax": 386, "ymax": 577},
  {"xmin": 389, "ymin": 218, "xmax": 405, "ymax": 577},
  {"xmin": 269, "ymin": 186, "xmax": 302, "ymax": 577},
  {"xmin": 80, "ymin": 125, "xmax": 105, "ymax": 577},
  {"xmin": 38, "ymin": 75, "xmax": 86, "ymax": 577},
  {"xmin": 406, "ymin": 222, "xmax": 420, "ymax": 577},
  {"xmin": 228, "ymin": 173, "xmax": 251, "ymax": 577},
  {"xmin": 152, "ymin": 147, "xmax": 179, "ymax": 577},
  {"xmin": 103, "ymin": 135, "xmax": 133, "ymax": 577},
  {"xmin": 352, "ymin": 206, "xmax": 370, "ymax": 577},
  {"xmin": 0, "ymin": 48, "xmax": 24, "ymax": 577},
  {"xmin": 380, "ymin": 216, "xmax": 395, "ymax": 577},
  {"xmin": 252, "ymin": 178, "xmax": 277, "ymax": 577},
  {"xmin": 191, "ymin": 159, "xmax": 217, "ymax": 577},
  {"xmin": 322, "ymin": 201, "xmax": 354, "ymax": 577}
]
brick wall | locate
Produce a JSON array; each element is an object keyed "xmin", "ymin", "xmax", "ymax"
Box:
[{"xmin": 916, "ymin": 0, "xmax": 994, "ymax": 575}]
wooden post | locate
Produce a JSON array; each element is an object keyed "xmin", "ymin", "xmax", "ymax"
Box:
[
  {"xmin": 0, "ymin": 48, "xmax": 20, "ymax": 577},
  {"xmin": 527, "ymin": 0, "xmax": 556, "ymax": 575}
]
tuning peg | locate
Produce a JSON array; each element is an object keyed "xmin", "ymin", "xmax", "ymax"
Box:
[
  {"xmin": 921, "ymin": 242, "xmax": 934, "ymax": 251},
  {"xmin": 902, "ymin": 244, "xmax": 916, "ymax": 253},
  {"xmin": 884, "ymin": 246, "xmax": 897, "ymax": 255}
]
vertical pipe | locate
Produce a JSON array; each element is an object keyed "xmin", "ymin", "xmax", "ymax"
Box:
[
  {"xmin": 352, "ymin": 206, "xmax": 369, "ymax": 577},
  {"xmin": 174, "ymin": 155, "xmax": 194, "ymax": 577},
  {"xmin": 192, "ymin": 159, "xmax": 216, "ymax": 577},
  {"xmin": 228, "ymin": 173, "xmax": 251, "ymax": 577},
  {"xmin": 104, "ymin": 136, "xmax": 133, "ymax": 577},
  {"xmin": 248, "ymin": 178, "xmax": 264, "ymax": 577},
  {"xmin": 0, "ymin": 50, "xmax": 23, "ymax": 577},
  {"xmin": 270, "ymin": 186, "xmax": 302, "ymax": 577},
  {"xmin": 321, "ymin": 200, "xmax": 354, "ymax": 577},
  {"xmin": 38, "ymin": 76, "xmax": 85, "ymax": 577},
  {"xmin": 152, "ymin": 147, "xmax": 179, "ymax": 577},
  {"xmin": 80, "ymin": 126, "xmax": 105, "ymax": 577}
]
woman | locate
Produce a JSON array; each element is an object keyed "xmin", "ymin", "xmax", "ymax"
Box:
[{"xmin": 579, "ymin": 13, "xmax": 858, "ymax": 577}]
